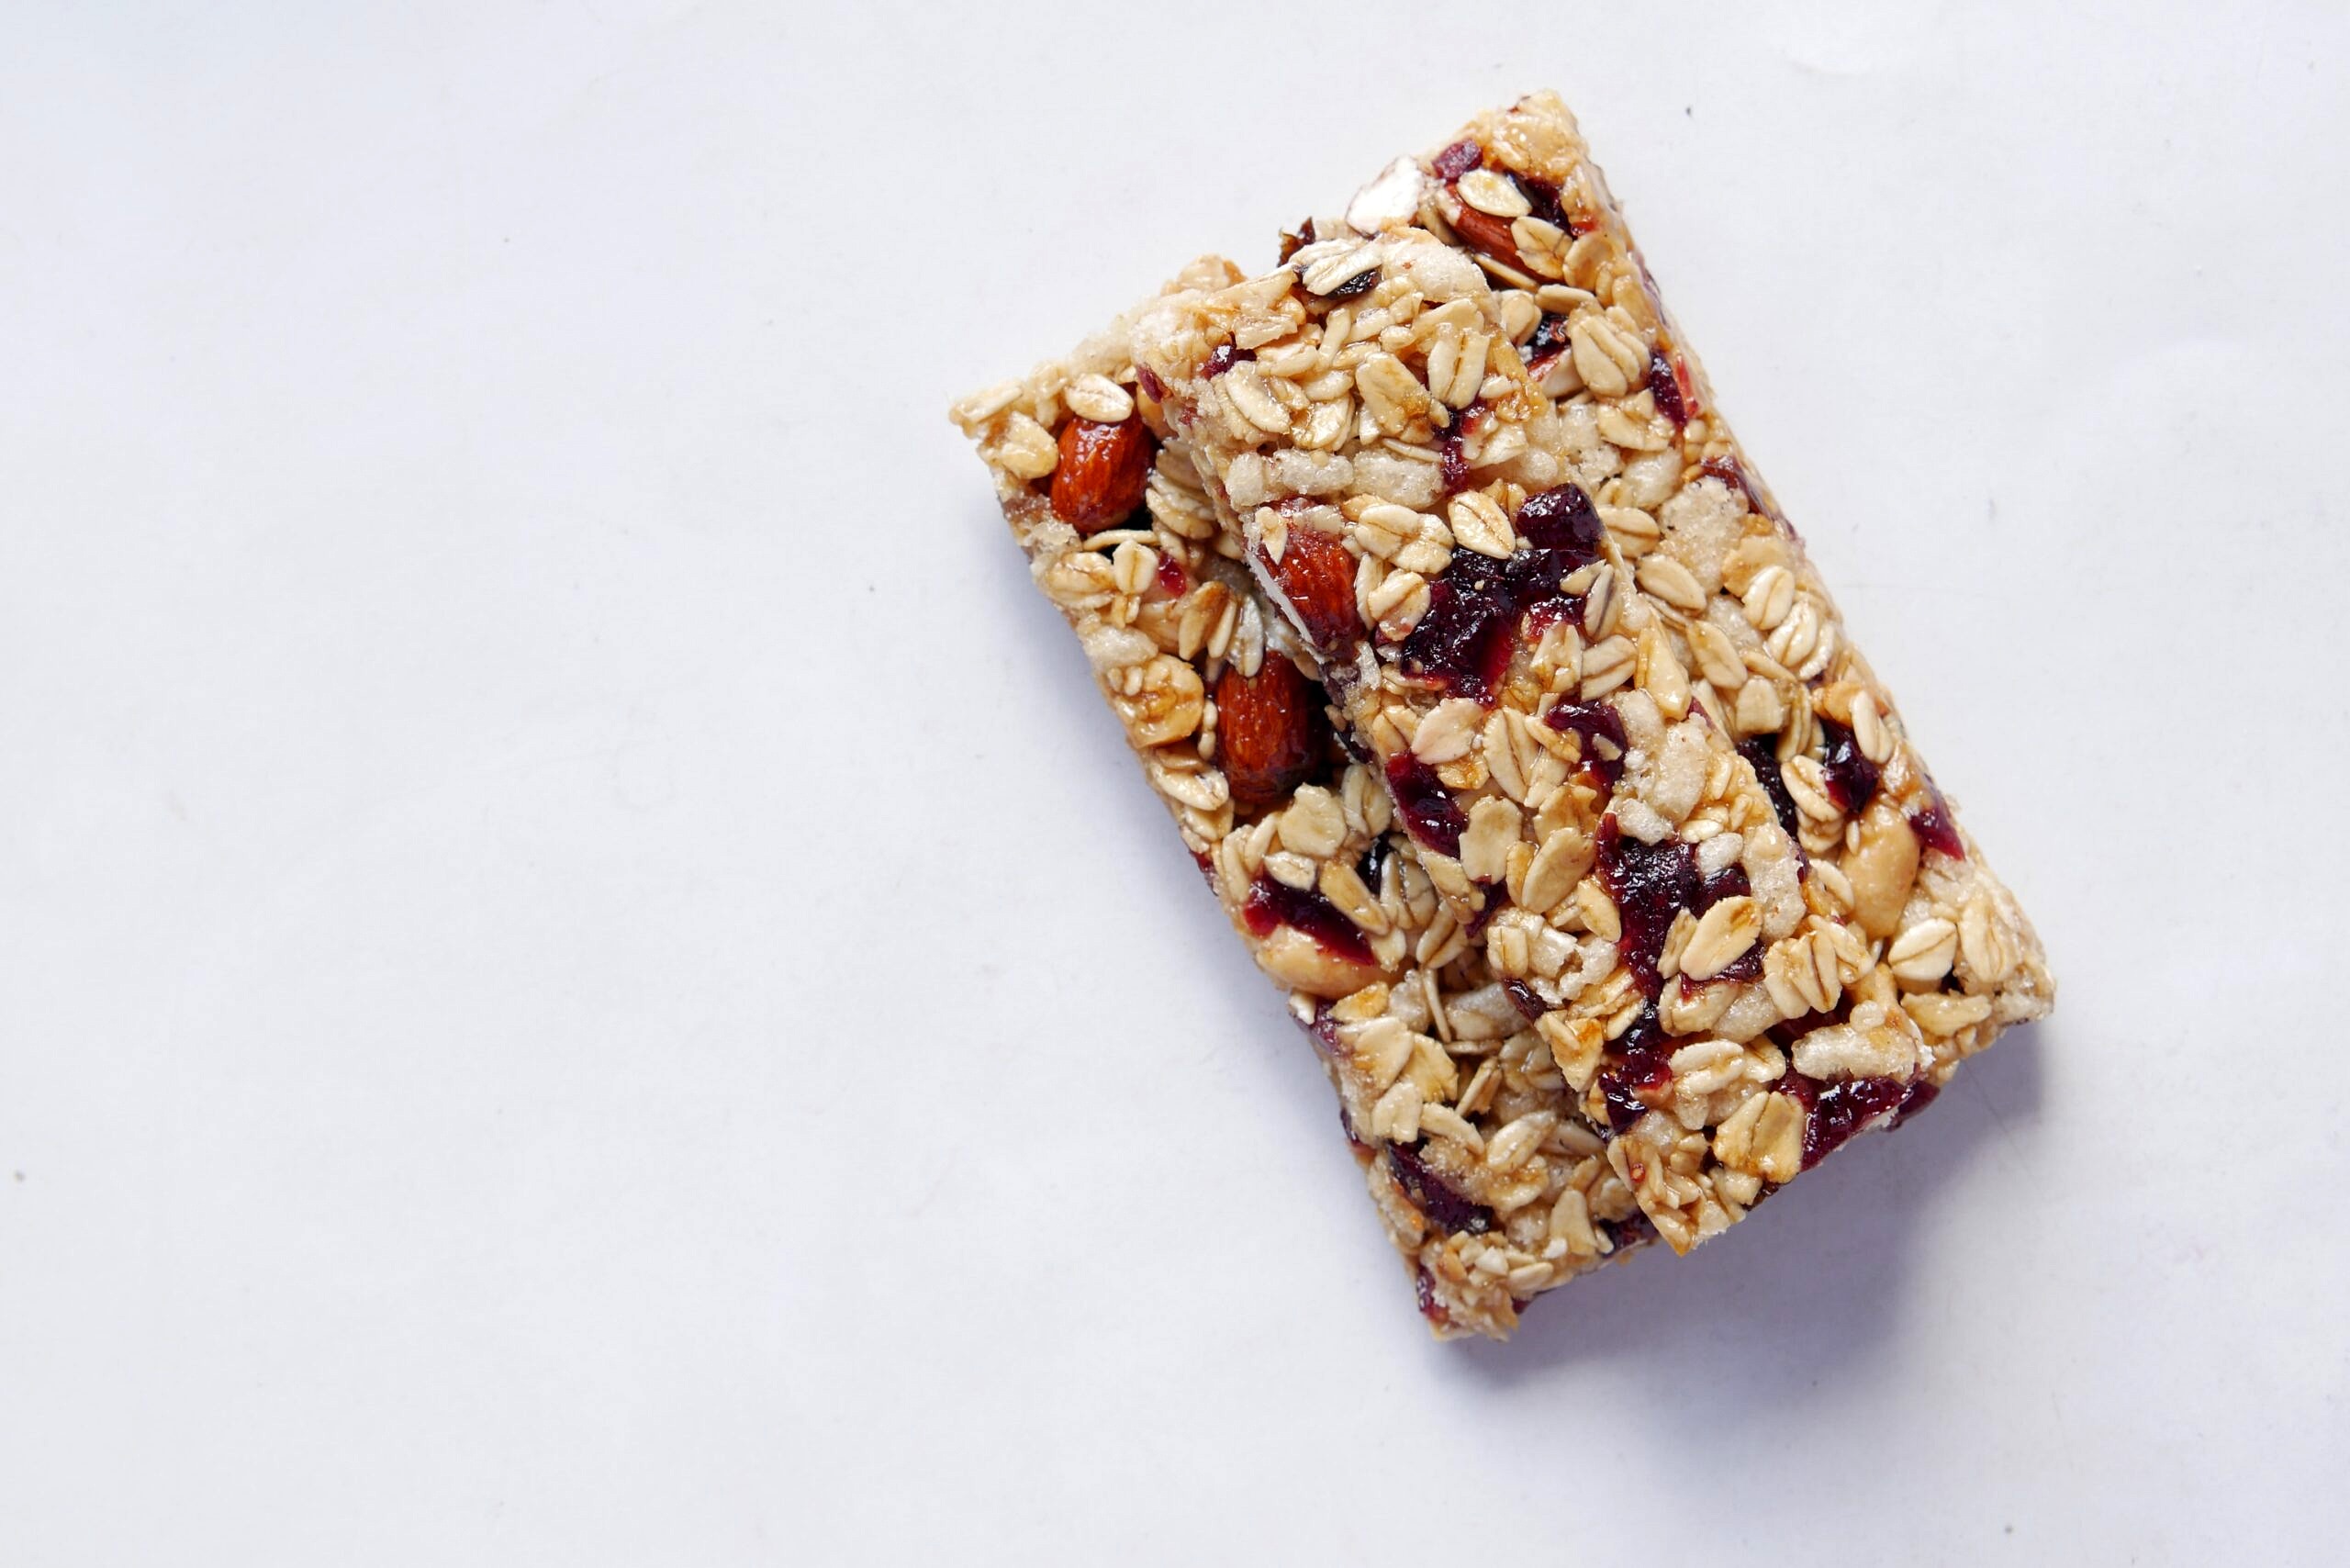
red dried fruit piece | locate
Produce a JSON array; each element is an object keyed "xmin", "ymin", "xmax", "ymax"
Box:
[
  {"xmin": 1516, "ymin": 172, "xmax": 1574, "ymax": 234},
  {"xmin": 1595, "ymin": 1002, "xmax": 1672, "ymax": 1131},
  {"xmin": 1817, "ymin": 717, "xmax": 1882, "ymax": 813},
  {"xmin": 1909, "ymin": 777, "xmax": 1966, "ymax": 860},
  {"xmin": 1699, "ymin": 454, "xmax": 1751, "ymax": 499},
  {"xmin": 1396, "ymin": 489, "xmax": 1596, "ymax": 700},
  {"xmin": 1646, "ymin": 350, "xmax": 1688, "ymax": 427},
  {"xmin": 1598, "ymin": 818, "xmax": 1701, "ymax": 996},
  {"xmin": 1201, "ymin": 342, "xmax": 1250, "ymax": 379},
  {"xmin": 1513, "ymin": 483, "xmax": 1604, "ymax": 555},
  {"xmin": 1783, "ymin": 1073, "xmax": 1909, "ymax": 1170},
  {"xmin": 1545, "ymin": 700, "xmax": 1628, "ymax": 787},
  {"xmin": 1739, "ymin": 735, "xmax": 1799, "ymax": 834},
  {"xmin": 1504, "ymin": 978, "xmax": 1548, "ymax": 1022},
  {"xmin": 1258, "ymin": 526, "xmax": 1360, "ymax": 655},
  {"xmin": 1892, "ymin": 1077, "xmax": 1942, "ymax": 1127},
  {"xmin": 1306, "ymin": 1007, "xmax": 1345, "ymax": 1062},
  {"xmin": 1216, "ymin": 655, "xmax": 1329, "ymax": 814},
  {"xmin": 1386, "ymin": 1141, "xmax": 1495, "ymax": 1236},
  {"xmin": 1438, "ymin": 422, "xmax": 1471, "ymax": 495},
  {"xmin": 1431, "ymin": 140, "xmax": 1483, "ymax": 180},
  {"xmin": 1765, "ymin": 993, "xmax": 1854, "ymax": 1053},
  {"xmin": 1049, "ymin": 415, "xmax": 1154, "ymax": 534},
  {"xmin": 1526, "ymin": 311, "xmax": 1572, "ymax": 364},
  {"xmin": 1414, "ymin": 1265, "xmax": 1449, "ymax": 1328},
  {"xmin": 1602, "ymin": 1211, "xmax": 1657, "ymax": 1252},
  {"xmin": 1384, "ymin": 753, "xmax": 1466, "ymax": 857},
  {"xmin": 1242, "ymin": 875, "xmax": 1374, "ymax": 967}
]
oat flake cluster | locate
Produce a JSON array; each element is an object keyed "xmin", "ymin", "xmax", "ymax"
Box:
[{"xmin": 951, "ymin": 92, "xmax": 2053, "ymax": 1339}]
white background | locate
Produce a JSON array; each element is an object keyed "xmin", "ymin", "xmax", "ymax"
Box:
[{"xmin": 1, "ymin": 3, "xmax": 2343, "ymax": 1562}]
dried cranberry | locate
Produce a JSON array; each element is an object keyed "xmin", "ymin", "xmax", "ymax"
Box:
[
  {"xmin": 1765, "ymin": 992, "xmax": 1855, "ymax": 1051},
  {"xmin": 1391, "ymin": 483, "xmax": 1600, "ymax": 700},
  {"xmin": 1597, "ymin": 1067, "xmax": 1662, "ymax": 1132},
  {"xmin": 1438, "ymin": 420, "xmax": 1471, "ymax": 495},
  {"xmin": 1783, "ymin": 1073, "xmax": 1908, "ymax": 1170},
  {"xmin": 1817, "ymin": 718, "xmax": 1881, "ymax": 813},
  {"xmin": 1696, "ymin": 864, "xmax": 1762, "ymax": 981},
  {"xmin": 1516, "ymin": 172, "xmax": 1572, "ymax": 232},
  {"xmin": 1525, "ymin": 598, "xmax": 1580, "ymax": 638},
  {"xmin": 1388, "ymin": 1140, "xmax": 1495, "ymax": 1235},
  {"xmin": 1909, "ymin": 777, "xmax": 1965, "ymax": 859},
  {"xmin": 1615, "ymin": 997, "xmax": 1669, "ymax": 1062},
  {"xmin": 1701, "ymin": 863, "xmax": 1751, "ymax": 905},
  {"xmin": 1739, "ymin": 735, "xmax": 1799, "ymax": 834},
  {"xmin": 1646, "ymin": 350, "xmax": 1687, "ymax": 427},
  {"xmin": 1393, "ymin": 551, "xmax": 1560, "ymax": 699},
  {"xmin": 1526, "ymin": 312, "xmax": 1572, "ymax": 363},
  {"xmin": 1699, "ymin": 454, "xmax": 1751, "ymax": 499},
  {"xmin": 1303, "ymin": 1006, "xmax": 1342, "ymax": 1058},
  {"xmin": 1892, "ymin": 1077, "xmax": 1942, "ymax": 1127},
  {"xmin": 1703, "ymin": 454, "xmax": 1792, "ymax": 532},
  {"xmin": 1513, "ymin": 483, "xmax": 1604, "ymax": 557},
  {"xmin": 1543, "ymin": 700, "xmax": 1628, "ymax": 787},
  {"xmin": 1202, "ymin": 342, "xmax": 1251, "ymax": 378},
  {"xmin": 1155, "ymin": 554, "xmax": 1189, "ymax": 597},
  {"xmin": 1603, "ymin": 1211, "xmax": 1657, "ymax": 1252},
  {"xmin": 1329, "ymin": 268, "xmax": 1378, "ymax": 300},
  {"xmin": 1595, "ymin": 1002, "xmax": 1672, "ymax": 1130},
  {"xmin": 1432, "ymin": 140, "xmax": 1483, "ymax": 180},
  {"xmin": 1386, "ymin": 754, "xmax": 1466, "ymax": 857},
  {"xmin": 1356, "ymin": 835, "xmax": 1392, "ymax": 893},
  {"xmin": 1710, "ymin": 948, "xmax": 1763, "ymax": 985},
  {"xmin": 1597, "ymin": 819, "xmax": 1702, "ymax": 992},
  {"xmin": 1461, "ymin": 890, "xmax": 1502, "ymax": 940},
  {"xmin": 1597, "ymin": 1081, "xmax": 1643, "ymax": 1132},
  {"xmin": 1241, "ymin": 875, "xmax": 1375, "ymax": 966},
  {"xmin": 1504, "ymin": 979, "xmax": 1548, "ymax": 1022},
  {"xmin": 1278, "ymin": 218, "xmax": 1317, "ymax": 263},
  {"xmin": 1414, "ymin": 1265, "xmax": 1449, "ymax": 1327}
]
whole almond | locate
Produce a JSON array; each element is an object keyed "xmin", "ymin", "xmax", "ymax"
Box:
[
  {"xmin": 1259, "ymin": 525, "xmax": 1360, "ymax": 655},
  {"xmin": 1446, "ymin": 201, "xmax": 1525, "ymax": 268},
  {"xmin": 1217, "ymin": 654, "xmax": 1330, "ymax": 814},
  {"xmin": 1050, "ymin": 415, "xmax": 1154, "ymax": 534}
]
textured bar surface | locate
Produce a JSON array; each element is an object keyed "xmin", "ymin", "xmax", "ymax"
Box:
[
  {"xmin": 952, "ymin": 262, "xmax": 1662, "ymax": 1339},
  {"xmin": 957, "ymin": 94, "xmax": 2053, "ymax": 1338}
]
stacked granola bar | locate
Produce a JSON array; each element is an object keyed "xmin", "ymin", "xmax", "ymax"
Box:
[{"xmin": 953, "ymin": 93, "xmax": 2052, "ymax": 1339}]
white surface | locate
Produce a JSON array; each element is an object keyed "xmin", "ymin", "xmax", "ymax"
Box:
[{"xmin": 1, "ymin": 3, "xmax": 2344, "ymax": 1562}]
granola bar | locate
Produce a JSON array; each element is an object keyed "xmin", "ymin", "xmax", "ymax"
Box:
[
  {"xmin": 1128, "ymin": 93, "xmax": 2054, "ymax": 1299},
  {"xmin": 954, "ymin": 262, "xmax": 1667, "ymax": 1338}
]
